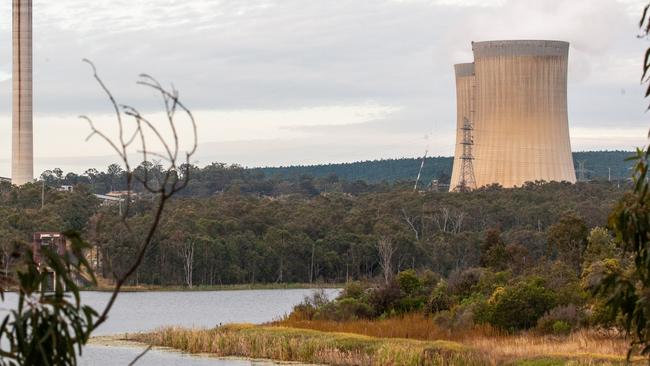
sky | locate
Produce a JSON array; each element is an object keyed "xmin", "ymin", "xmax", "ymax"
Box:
[{"xmin": 0, "ymin": 0, "xmax": 647, "ymax": 176}]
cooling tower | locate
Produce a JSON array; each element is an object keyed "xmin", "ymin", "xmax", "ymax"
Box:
[
  {"xmin": 449, "ymin": 63, "xmax": 474, "ymax": 191},
  {"xmin": 450, "ymin": 40, "xmax": 576, "ymax": 190},
  {"xmin": 12, "ymin": 0, "xmax": 33, "ymax": 186}
]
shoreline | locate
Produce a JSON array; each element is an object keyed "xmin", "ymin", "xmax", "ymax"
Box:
[
  {"xmin": 82, "ymin": 283, "xmax": 344, "ymax": 293},
  {"xmin": 1, "ymin": 283, "xmax": 343, "ymax": 293}
]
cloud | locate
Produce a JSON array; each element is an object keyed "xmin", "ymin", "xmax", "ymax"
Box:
[{"xmin": 0, "ymin": 0, "xmax": 644, "ymax": 176}]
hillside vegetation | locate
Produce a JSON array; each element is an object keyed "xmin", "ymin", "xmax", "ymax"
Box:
[{"xmin": 252, "ymin": 151, "xmax": 633, "ymax": 184}]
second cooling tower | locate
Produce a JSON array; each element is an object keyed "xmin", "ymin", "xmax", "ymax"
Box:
[{"xmin": 450, "ymin": 40, "xmax": 576, "ymax": 190}]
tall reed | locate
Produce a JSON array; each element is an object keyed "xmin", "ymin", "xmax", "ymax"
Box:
[{"xmin": 135, "ymin": 324, "xmax": 487, "ymax": 366}]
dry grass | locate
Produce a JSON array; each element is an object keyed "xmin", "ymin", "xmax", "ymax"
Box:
[
  {"xmin": 135, "ymin": 324, "xmax": 488, "ymax": 366},
  {"xmin": 274, "ymin": 312, "xmax": 494, "ymax": 341},
  {"xmin": 466, "ymin": 329, "xmax": 629, "ymax": 363},
  {"xmin": 273, "ymin": 314, "xmax": 636, "ymax": 364}
]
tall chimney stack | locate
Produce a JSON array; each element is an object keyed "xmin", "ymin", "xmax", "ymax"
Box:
[{"xmin": 12, "ymin": 0, "xmax": 33, "ymax": 185}]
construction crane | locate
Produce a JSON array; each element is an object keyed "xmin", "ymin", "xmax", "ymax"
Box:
[{"xmin": 413, "ymin": 150, "xmax": 428, "ymax": 192}]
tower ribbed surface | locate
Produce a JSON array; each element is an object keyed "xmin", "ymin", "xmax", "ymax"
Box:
[{"xmin": 450, "ymin": 40, "xmax": 576, "ymax": 190}]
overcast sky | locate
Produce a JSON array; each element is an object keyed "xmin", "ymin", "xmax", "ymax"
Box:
[{"xmin": 0, "ymin": 0, "xmax": 647, "ymax": 175}]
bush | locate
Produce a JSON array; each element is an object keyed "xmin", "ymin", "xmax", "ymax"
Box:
[
  {"xmin": 551, "ymin": 320, "xmax": 572, "ymax": 335},
  {"xmin": 368, "ymin": 280, "xmax": 402, "ymax": 316},
  {"xmin": 536, "ymin": 304, "xmax": 583, "ymax": 334},
  {"xmin": 395, "ymin": 295, "xmax": 427, "ymax": 313},
  {"xmin": 290, "ymin": 289, "xmax": 332, "ymax": 320},
  {"xmin": 433, "ymin": 304, "xmax": 475, "ymax": 332},
  {"xmin": 419, "ymin": 269, "xmax": 441, "ymax": 291},
  {"xmin": 316, "ymin": 298, "xmax": 374, "ymax": 321},
  {"xmin": 340, "ymin": 282, "xmax": 370, "ymax": 301},
  {"xmin": 397, "ymin": 269, "xmax": 423, "ymax": 296},
  {"xmin": 534, "ymin": 261, "xmax": 585, "ymax": 307},
  {"xmin": 482, "ymin": 277, "xmax": 556, "ymax": 330},
  {"xmin": 427, "ymin": 281, "xmax": 452, "ymax": 314},
  {"xmin": 448, "ymin": 268, "xmax": 484, "ymax": 298}
]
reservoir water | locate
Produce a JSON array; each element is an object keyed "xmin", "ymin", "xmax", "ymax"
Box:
[{"xmin": 0, "ymin": 289, "xmax": 339, "ymax": 365}]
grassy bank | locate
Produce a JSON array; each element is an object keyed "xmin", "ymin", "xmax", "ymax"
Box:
[
  {"xmin": 135, "ymin": 323, "xmax": 637, "ymax": 365},
  {"xmin": 275, "ymin": 313, "xmax": 631, "ymax": 363},
  {"xmin": 83, "ymin": 282, "xmax": 343, "ymax": 292},
  {"xmin": 135, "ymin": 324, "xmax": 486, "ymax": 365}
]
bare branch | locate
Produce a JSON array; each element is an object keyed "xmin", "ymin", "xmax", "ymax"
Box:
[{"xmin": 80, "ymin": 60, "xmax": 198, "ymax": 336}]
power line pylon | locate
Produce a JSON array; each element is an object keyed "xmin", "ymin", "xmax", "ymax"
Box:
[
  {"xmin": 576, "ymin": 160, "xmax": 590, "ymax": 182},
  {"xmin": 454, "ymin": 117, "xmax": 476, "ymax": 192}
]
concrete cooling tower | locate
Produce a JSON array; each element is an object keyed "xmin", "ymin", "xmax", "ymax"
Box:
[
  {"xmin": 449, "ymin": 63, "xmax": 475, "ymax": 191},
  {"xmin": 450, "ymin": 40, "xmax": 576, "ymax": 191}
]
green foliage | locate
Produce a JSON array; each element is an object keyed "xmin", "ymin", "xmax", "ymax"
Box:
[
  {"xmin": 551, "ymin": 321, "xmax": 572, "ymax": 335},
  {"xmin": 0, "ymin": 178, "xmax": 625, "ymax": 287},
  {"xmin": 590, "ymin": 11, "xmax": 650, "ymax": 351},
  {"xmin": 481, "ymin": 277, "xmax": 556, "ymax": 330},
  {"xmin": 536, "ymin": 305, "xmax": 583, "ymax": 334},
  {"xmin": 317, "ymin": 298, "xmax": 375, "ymax": 321},
  {"xmin": 0, "ymin": 232, "xmax": 98, "ymax": 366},
  {"xmin": 534, "ymin": 261, "xmax": 586, "ymax": 307},
  {"xmin": 397, "ymin": 269, "xmax": 422, "ymax": 295},
  {"xmin": 547, "ymin": 212, "xmax": 589, "ymax": 272},
  {"xmin": 432, "ymin": 304, "xmax": 476, "ymax": 332},
  {"xmin": 594, "ymin": 145, "xmax": 650, "ymax": 357},
  {"xmin": 583, "ymin": 227, "xmax": 618, "ymax": 270},
  {"xmin": 448, "ymin": 268, "xmax": 484, "ymax": 298},
  {"xmin": 39, "ymin": 151, "xmax": 633, "ymax": 197},
  {"xmin": 427, "ymin": 281, "xmax": 452, "ymax": 314},
  {"xmin": 251, "ymin": 152, "xmax": 632, "ymax": 186},
  {"xmin": 481, "ymin": 229, "xmax": 508, "ymax": 270}
]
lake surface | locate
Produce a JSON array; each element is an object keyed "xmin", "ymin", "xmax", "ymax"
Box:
[{"xmin": 0, "ymin": 288, "xmax": 339, "ymax": 365}]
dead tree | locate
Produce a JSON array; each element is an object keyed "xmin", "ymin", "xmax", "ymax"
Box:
[
  {"xmin": 181, "ymin": 239, "xmax": 195, "ymax": 288},
  {"xmin": 401, "ymin": 208, "xmax": 420, "ymax": 241},
  {"xmin": 376, "ymin": 236, "xmax": 396, "ymax": 285}
]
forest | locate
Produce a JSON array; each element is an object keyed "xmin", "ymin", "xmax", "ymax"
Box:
[
  {"xmin": 0, "ymin": 167, "xmax": 626, "ymax": 288},
  {"xmin": 39, "ymin": 151, "xmax": 633, "ymax": 195},
  {"xmin": 253, "ymin": 150, "xmax": 632, "ymax": 183}
]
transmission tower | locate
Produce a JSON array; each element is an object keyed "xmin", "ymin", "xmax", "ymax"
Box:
[
  {"xmin": 454, "ymin": 117, "xmax": 476, "ymax": 192},
  {"xmin": 576, "ymin": 160, "xmax": 589, "ymax": 182}
]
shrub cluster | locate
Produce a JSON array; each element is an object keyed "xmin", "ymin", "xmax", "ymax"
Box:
[{"xmin": 287, "ymin": 224, "xmax": 625, "ymax": 335}]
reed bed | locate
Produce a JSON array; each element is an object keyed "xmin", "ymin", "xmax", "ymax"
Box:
[
  {"xmin": 135, "ymin": 322, "xmax": 638, "ymax": 365},
  {"xmin": 135, "ymin": 324, "xmax": 487, "ymax": 366}
]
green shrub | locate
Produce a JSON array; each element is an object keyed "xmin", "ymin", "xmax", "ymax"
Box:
[
  {"xmin": 397, "ymin": 269, "xmax": 423, "ymax": 296},
  {"xmin": 482, "ymin": 277, "xmax": 556, "ymax": 330},
  {"xmin": 433, "ymin": 304, "xmax": 475, "ymax": 332},
  {"xmin": 448, "ymin": 268, "xmax": 484, "ymax": 298},
  {"xmin": 396, "ymin": 295, "xmax": 427, "ymax": 313},
  {"xmin": 419, "ymin": 269, "xmax": 441, "ymax": 291},
  {"xmin": 476, "ymin": 270, "xmax": 512, "ymax": 296},
  {"xmin": 341, "ymin": 282, "xmax": 370, "ymax": 301},
  {"xmin": 316, "ymin": 297, "xmax": 374, "ymax": 321},
  {"xmin": 368, "ymin": 281, "xmax": 402, "ymax": 316},
  {"xmin": 536, "ymin": 305, "xmax": 583, "ymax": 334},
  {"xmin": 551, "ymin": 320, "xmax": 571, "ymax": 335},
  {"xmin": 427, "ymin": 281, "xmax": 452, "ymax": 314}
]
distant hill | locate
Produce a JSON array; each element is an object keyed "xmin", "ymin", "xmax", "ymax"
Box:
[{"xmin": 252, "ymin": 151, "xmax": 635, "ymax": 184}]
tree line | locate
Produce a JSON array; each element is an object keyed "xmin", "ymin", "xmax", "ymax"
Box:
[{"xmin": 0, "ymin": 174, "xmax": 626, "ymax": 287}]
